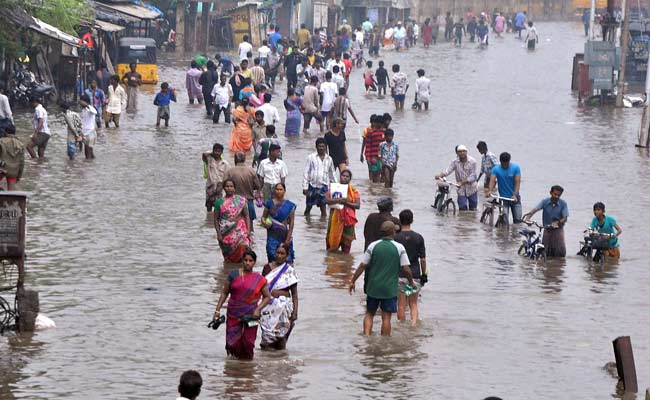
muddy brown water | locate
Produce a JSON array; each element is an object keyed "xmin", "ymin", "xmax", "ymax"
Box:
[{"xmin": 2, "ymin": 22, "xmax": 650, "ymax": 399}]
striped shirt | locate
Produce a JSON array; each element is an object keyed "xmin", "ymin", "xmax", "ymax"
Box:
[{"xmin": 364, "ymin": 128, "xmax": 385, "ymax": 160}]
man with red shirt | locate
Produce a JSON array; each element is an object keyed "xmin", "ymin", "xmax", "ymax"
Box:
[{"xmin": 342, "ymin": 53, "xmax": 353, "ymax": 89}]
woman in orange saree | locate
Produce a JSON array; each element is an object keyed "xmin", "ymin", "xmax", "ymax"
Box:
[
  {"xmin": 325, "ymin": 169, "xmax": 360, "ymax": 253},
  {"xmin": 229, "ymin": 98, "xmax": 255, "ymax": 153}
]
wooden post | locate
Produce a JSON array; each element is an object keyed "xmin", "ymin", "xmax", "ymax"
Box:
[
  {"xmin": 613, "ymin": 336, "xmax": 638, "ymax": 393},
  {"xmin": 16, "ymin": 288, "xmax": 39, "ymax": 332},
  {"xmin": 188, "ymin": 2, "xmax": 198, "ymax": 52},
  {"xmin": 200, "ymin": 2, "xmax": 210, "ymax": 52},
  {"xmin": 616, "ymin": 0, "xmax": 630, "ymax": 107},
  {"xmin": 176, "ymin": 0, "xmax": 186, "ymax": 54}
]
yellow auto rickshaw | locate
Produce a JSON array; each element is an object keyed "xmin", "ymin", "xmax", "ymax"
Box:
[{"xmin": 116, "ymin": 37, "xmax": 158, "ymax": 84}]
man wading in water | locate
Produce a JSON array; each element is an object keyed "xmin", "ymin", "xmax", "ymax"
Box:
[
  {"xmin": 523, "ymin": 185, "xmax": 569, "ymax": 257},
  {"xmin": 349, "ymin": 221, "xmax": 414, "ymax": 336}
]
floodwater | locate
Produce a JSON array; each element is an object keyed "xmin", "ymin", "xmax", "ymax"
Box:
[{"xmin": 2, "ymin": 22, "xmax": 650, "ymax": 399}]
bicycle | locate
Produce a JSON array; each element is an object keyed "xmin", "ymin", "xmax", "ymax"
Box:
[
  {"xmin": 431, "ymin": 178, "xmax": 458, "ymax": 214},
  {"xmin": 577, "ymin": 228, "xmax": 616, "ymax": 264},
  {"xmin": 480, "ymin": 195, "xmax": 513, "ymax": 227},
  {"xmin": 517, "ymin": 220, "xmax": 546, "ymax": 263}
]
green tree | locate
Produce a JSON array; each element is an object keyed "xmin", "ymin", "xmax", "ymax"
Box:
[{"xmin": 32, "ymin": 0, "xmax": 93, "ymax": 35}]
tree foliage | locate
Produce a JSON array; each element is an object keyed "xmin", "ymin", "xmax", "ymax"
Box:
[{"xmin": 0, "ymin": 0, "xmax": 92, "ymax": 58}]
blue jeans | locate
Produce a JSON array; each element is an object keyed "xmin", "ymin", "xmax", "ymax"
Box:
[
  {"xmin": 505, "ymin": 198, "xmax": 523, "ymax": 223},
  {"xmin": 366, "ymin": 296, "xmax": 398, "ymax": 314},
  {"xmin": 457, "ymin": 192, "xmax": 478, "ymax": 210}
]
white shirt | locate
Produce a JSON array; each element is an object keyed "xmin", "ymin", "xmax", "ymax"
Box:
[
  {"xmin": 0, "ymin": 94, "xmax": 13, "ymax": 122},
  {"xmin": 332, "ymin": 73, "xmax": 345, "ymax": 89},
  {"xmin": 415, "ymin": 76, "xmax": 431, "ymax": 101},
  {"xmin": 326, "ymin": 60, "xmax": 346, "ymax": 74},
  {"xmin": 302, "ymin": 152, "xmax": 337, "ymax": 190},
  {"xmin": 33, "ymin": 104, "xmax": 50, "ymax": 135},
  {"xmin": 320, "ymin": 81, "xmax": 338, "ymax": 112},
  {"xmin": 355, "ymin": 30, "xmax": 364, "ymax": 42},
  {"xmin": 258, "ymin": 45, "xmax": 271, "ymax": 59},
  {"xmin": 211, "ymin": 83, "xmax": 233, "ymax": 107},
  {"xmin": 106, "ymin": 84, "xmax": 127, "ymax": 114},
  {"xmin": 239, "ymin": 41, "xmax": 253, "ymax": 61},
  {"xmin": 81, "ymin": 105, "xmax": 97, "ymax": 134},
  {"xmin": 413, "ymin": 24, "xmax": 420, "ymax": 37},
  {"xmin": 257, "ymin": 103, "xmax": 280, "ymax": 126},
  {"xmin": 257, "ymin": 158, "xmax": 288, "ymax": 185}
]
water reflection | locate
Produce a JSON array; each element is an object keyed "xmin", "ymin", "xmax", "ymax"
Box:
[
  {"xmin": 534, "ymin": 258, "xmax": 566, "ymax": 293},
  {"xmin": 584, "ymin": 260, "xmax": 619, "ymax": 293},
  {"xmin": 323, "ymin": 253, "xmax": 355, "ymax": 289}
]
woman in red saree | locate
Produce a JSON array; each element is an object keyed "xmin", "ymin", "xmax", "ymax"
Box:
[
  {"xmin": 422, "ymin": 18, "xmax": 434, "ymax": 47},
  {"xmin": 229, "ymin": 98, "xmax": 256, "ymax": 153},
  {"xmin": 214, "ymin": 250, "xmax": 271, "ymax": 360},
  {"xmin": 325, "ymin": 169, "xmax": 361, "ymax": 253}
]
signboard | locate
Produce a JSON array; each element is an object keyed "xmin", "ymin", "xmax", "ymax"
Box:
[
  {"xmin": 0, "ymin": 193, "xmax": 28, "ymax": 258},
  {"xmin": 314, "ymin": 2, "xmax": 329, "ymax": 30},
  {"xmin": 368, "ymin": 8, "xmax": 379, "ymax": 24},
  {"xmin": 230, "ymin": 6, "xmax": 251, "ymax": 47}
]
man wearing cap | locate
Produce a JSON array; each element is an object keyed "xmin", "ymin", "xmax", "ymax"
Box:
[
  {"xmin": 363, "ymin": 197, "xmax": 401, "ymax": 250},
  {"xmin": 349, "ymin": 220, "xmax": 414, "ymax": 336},
  {"xmin": 435, "ymin": 145, "xmax": 478, "ymax": 211}
]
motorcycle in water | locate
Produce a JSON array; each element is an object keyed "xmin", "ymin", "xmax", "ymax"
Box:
[{"xmin": 8, "ymin": 64, "xmax": 53, "ymax": 106}]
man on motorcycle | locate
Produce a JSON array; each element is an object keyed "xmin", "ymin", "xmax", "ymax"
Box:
[
  {"xmin": 435, "ymin": 145, "xmax": 478, "ymax": 210},
  {"xmin": 522, "ymin": 185, "xmax": 569, "ymax": 257}
]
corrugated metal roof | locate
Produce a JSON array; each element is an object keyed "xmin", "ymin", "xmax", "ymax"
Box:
[
  {"xmin": 96, "ymin": 1, "xmax": 161, "ymax": 20},
  {"xmin": 95, "ymin": 19, "xmax": 125, "ymax": 32}
]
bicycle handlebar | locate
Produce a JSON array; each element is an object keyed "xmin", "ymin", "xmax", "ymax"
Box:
[
  {"xmin": 489, "ymin": 194, "xmax": 515, "ymax": 202},
  {"xmin": 435, "ymin": 177, "xmax": 460, "ymax": 188},
  {"xmin": 522, "ymin": 220, "xmax": 545, "ymax": 230}
]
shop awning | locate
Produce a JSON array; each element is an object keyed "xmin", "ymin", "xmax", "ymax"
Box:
[
  {"xmin": 96, "ymin": 1, "xmax": 162, "ymax": 20},
  {"xmin": 95, "ymin": 19, "xmax": 126, "ymax": 32}
]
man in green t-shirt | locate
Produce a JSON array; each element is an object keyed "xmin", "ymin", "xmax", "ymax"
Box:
[{"xmin": 349, "ymin": 221, "xmax": 414, "ymax": 336}]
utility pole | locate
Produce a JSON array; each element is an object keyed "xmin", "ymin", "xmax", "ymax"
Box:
[
  {"xmin": 637, "ymin": 50, "xmax": 650, "ymax": 147},
  {"xmin": 616, "ymin": 0, "xmax": 630, "ymax": 107},
  {"xmin": 589, "ymin": 0, "xmax": 596, "ymax": 40}
]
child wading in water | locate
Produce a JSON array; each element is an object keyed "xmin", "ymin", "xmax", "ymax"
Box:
[
  {"xmin": 525, "ymin": 21, "xmax": 538, "ymax": 50},
  {"xmin": 379, "ymin": 129, "xmax": 399, "ymax": 188},
  {"xmin": 375, "ymin": 60, "xmax": 388, "ymax": 98},
  {"xmin": 364, "ymin": 60, "xmax": 377, "ymax": 95},
  {"xmin": 154, "ymin": 82, "xmax": 177, "ymax": 127},
  {"xmin": 453, "ymin": 18, "xmax": 465, "ymax": 47}
]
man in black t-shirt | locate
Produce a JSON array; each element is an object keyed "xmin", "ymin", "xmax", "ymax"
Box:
[{"xmin": 394, "ymin": 209, "xmax": 427, "ymax": 327}]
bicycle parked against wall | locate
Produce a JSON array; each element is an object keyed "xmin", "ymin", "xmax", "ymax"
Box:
[
  {"xmin": 577, "ymin": 228, "xmax": 616, "ymax": 264},
  {"xmin": 480, "ymin": 195, "xmax": 513, "ymax": 227},
  {"xmin": 432, "ymin": 178, "xmax": 458, "ymax": 214},
  {"xmin": 518, "ymin": 220, "xmax": 546, "ymax": 263}
]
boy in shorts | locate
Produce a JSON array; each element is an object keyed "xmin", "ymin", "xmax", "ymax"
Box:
[{"xmin": 153, "ymin": 82, "xmax": 176, "ymax": 127}]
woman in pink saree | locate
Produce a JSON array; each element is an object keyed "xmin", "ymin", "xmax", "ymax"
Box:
[{"xmin": 214, "ymin": 179, "xmax": 252, "ymax": 263}]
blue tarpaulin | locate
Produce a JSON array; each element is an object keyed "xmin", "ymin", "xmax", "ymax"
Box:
[{"xmin": 132, "ymin": 0, "xmax": 164, "ymax": 17}]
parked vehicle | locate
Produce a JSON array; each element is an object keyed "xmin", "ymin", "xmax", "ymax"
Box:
[
  {"xmin": 116, "ymin": 37, "xmax": 158, "ymax": 84},
  {"xmin": 7, "ymin": 64, "xmax": 53, "ymax": 107}
]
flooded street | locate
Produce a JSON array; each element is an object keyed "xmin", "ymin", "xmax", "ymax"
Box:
[{"xmin": 2, "ymin": 21, "xmax": 650, "ymax": 399}]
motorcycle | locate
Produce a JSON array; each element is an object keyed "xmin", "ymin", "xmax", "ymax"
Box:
[
  {"xmin": 577, "ymin": 227, "xmax": 616, "ymax": 264},
  {"xmin": 8, "ymin": 64, "xmax": 53, "ymax": 107}
]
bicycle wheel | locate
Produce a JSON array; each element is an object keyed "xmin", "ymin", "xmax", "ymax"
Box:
[
  {"xmin": 480, "ymin": 207, "xmax": 492, "ymax": 224},
  {"xmin": 445, "ymin": 199, "xmax": 456, "ymax": 215},
  {"xmin": 0, "ymin": 261, "xmax": 18, "ymax": 292},
  {"xmin": 536, "ymin": 248, "xmax": 547, "ymax": 264},
  {"xmin": 517, "ymin": 244, "xmax": 526, "ymax": 256},
  {"xmin": 432, "ymin": 193, "xmax": 443, "ymax": 211},
  {"xmin": 495, "ymin": 214, "xmax": 506, "ymax": 228}
]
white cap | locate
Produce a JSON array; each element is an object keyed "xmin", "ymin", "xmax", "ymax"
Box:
[{"xmin": 456, "ymin": 144, "xmax": 468, "ymax": 152}]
